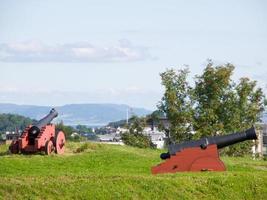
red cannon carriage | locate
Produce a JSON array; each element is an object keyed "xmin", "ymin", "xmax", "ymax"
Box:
[
  {"xmin": 9, "ymin": 108, "xmax": 66, "ymax": 155},
  {"xmin": 152, "ymin": 127, "xmax": 257, "ymax": 174}
]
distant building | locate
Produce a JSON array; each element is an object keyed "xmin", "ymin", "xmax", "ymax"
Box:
[
  {"xmin": 98, "ymin": 133, "xmax": 117, "ymax": 142},
  {"xmin": 256, "ymin": 123, "xmax": 267, "ymax": 157},
  {"xmin": 150, "ymin": 133, "xmax": 165, "ymax": 149},
  {"xmin": 71, "ymin": 132, "xmax": 79, "ymax": 138},
  {"xmin": 116, "ymin": 127, "xmax": 128, "ymax": 134},
  {"xmin": 6, "ymin": 131, "xmax": 20, "ymax": 141},
  {"xmin": 143, "ymin": 126, "xmax": 166, "ymax": 149}
]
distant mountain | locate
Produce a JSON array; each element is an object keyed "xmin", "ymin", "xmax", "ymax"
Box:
[{"xmin": 0, "ymin": 103, "xmax": 151, "ymax": 126}]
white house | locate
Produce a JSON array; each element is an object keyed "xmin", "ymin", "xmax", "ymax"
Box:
[
  {"xmin": 116, "ymin": 127, "xmax": 128, "ymax": 134},
  {"xmin": 143, "ymin": 126, "xmax": 166, "ymax": 149}
]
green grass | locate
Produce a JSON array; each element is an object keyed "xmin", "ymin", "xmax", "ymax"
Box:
[{"xmin": 0, "ymin": 142, "xmax": 266, "ymax": 200}]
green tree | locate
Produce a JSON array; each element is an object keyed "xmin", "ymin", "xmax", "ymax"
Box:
[
  {"xmin": 0, "ymin": 113, "xmax": 34, "ymax": 132},
  {"xmin": 223, "ymin": 77, "xmax": 265, "ymax": 155},
  {"xmin": 76, "ymin": 125, "xmax": 92, "ymax": 133},
  {"xmin": 159, "ymin": 61, "xmax": 265, "ymax": 156},
  {"xmin": 158, "ymin": 68, "xmax": 194, "ymax": 143},
  {"xmin": 193, "ymin": 62, "xmax": 235, "ymax": 138},
  {"xmin": 235, "ymin": 78, "xmax": 265, "ymax": 128}
]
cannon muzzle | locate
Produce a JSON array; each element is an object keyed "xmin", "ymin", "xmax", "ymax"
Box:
[
  {"xmin": 162, "ymin": 127, "xmax": 257, "ymax": 160},
  {"xmin": 29, "ymin": 108, "xmax": 58, "ymax": 135}
]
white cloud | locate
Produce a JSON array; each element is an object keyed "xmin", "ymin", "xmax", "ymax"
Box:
[
  {"xmin": 0, "ymin": 40, "xmax": 153, "ymax": 63},
  {"xmin": 7, "ymin": 41, "xmax": 44, "ymax": 53},
  {"xmin": 0, "ymin": 85, "xmax": 19, "ymax": 92}
]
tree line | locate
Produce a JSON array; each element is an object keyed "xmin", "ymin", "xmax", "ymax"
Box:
[{"xmin": 0, "ymin": 114, "xmax": 35, "ymax": 133}]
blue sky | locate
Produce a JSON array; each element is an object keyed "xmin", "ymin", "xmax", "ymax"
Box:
[{"xmin": 0, "ymin": 0, "xmax": 267, "ymax": 110}]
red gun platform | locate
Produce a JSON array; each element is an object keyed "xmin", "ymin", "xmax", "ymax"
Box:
[{"xmin": 151, "ymin": 144, "xmax": 226, "ymax": 174}]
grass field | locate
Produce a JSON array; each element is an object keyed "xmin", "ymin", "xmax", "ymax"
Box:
[{"xmin": 0, "ymin": 142, "xmax": 266, "ymax": 200}]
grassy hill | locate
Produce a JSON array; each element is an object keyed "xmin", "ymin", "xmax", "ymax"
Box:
[{"xmin": 0, "ymin": 143, "xmax": 266, "ymax": 200}]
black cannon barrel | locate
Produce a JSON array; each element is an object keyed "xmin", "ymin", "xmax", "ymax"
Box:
[
  {"xmin": 161, "ymin": 127, "xmax": 257, "ymax": 160},
  {"xmin": 29, "ymin": 108, "xmax": 58, "ymax": 136}
]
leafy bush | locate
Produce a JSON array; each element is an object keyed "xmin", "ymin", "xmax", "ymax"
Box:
[
  {"xmin": 74, "ymin": 142, "xmax": 103, "ymax": 153},
  {"xmin": 75, "ymin": 143, "xmax": 90, "ymax": 153},
  {"xmin": 121, "ymin": 132, "xmax": 154, "ymax": 148},
  {"xmin": 56, "ymin": 121, "xmax": 75, "ymax": 140}
]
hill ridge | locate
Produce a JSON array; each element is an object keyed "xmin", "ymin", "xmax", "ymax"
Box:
[{"xmin": 0, "ymin": 103, "xmax": 151, "ymax": 126}]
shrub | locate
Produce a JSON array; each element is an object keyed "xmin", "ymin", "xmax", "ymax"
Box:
[
  {"xmin": 121, "ymin": 132, "xmax": 154, "ymax": 148},
  {"xmin": 75, "ymin": 143, "xmax": 90, "ymax": 153}
]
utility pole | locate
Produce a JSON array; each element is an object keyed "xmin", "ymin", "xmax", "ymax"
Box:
[{"xmin": 126, "ymin": 108, "xmax": 129, "ymax": 125}]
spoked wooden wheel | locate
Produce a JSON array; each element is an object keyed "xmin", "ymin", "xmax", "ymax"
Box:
[
  {"xmin": 45, "ymin": 140, "xmax": 54, "ymax": 155},
  {"xmin": 55, "ymin": 131, "xmax": 66, "ymax": 154}
]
